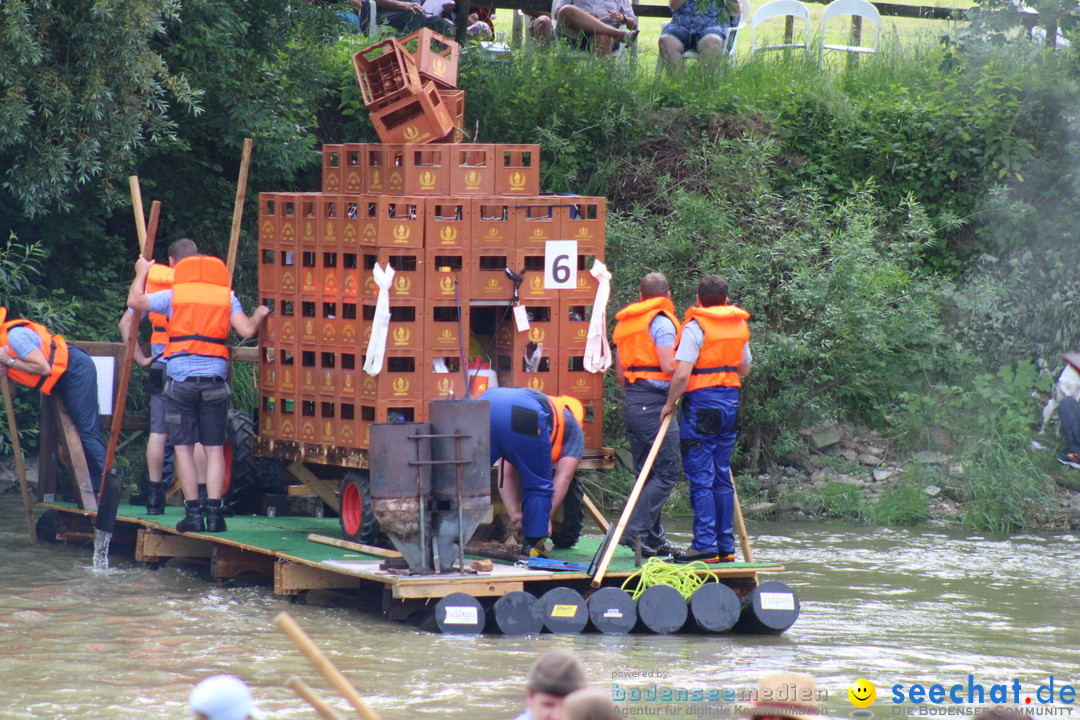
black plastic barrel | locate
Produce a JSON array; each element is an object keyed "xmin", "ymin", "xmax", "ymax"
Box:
[
  {"xmin": 732, "ymin": 580, "xmax": 800, "ymax": 634},
  {"xmin": 635, "ymin": 584, "xmax": 688, "ymax": 634},
  {"xmin": 432, "ymin": 592, "xmax": 486, "ymax": 634},
  {"xmin": 539, "ymin": 587, "xmax": 589, "ymax": 633},
  {"xmin": 587, "ymin": 587, "xmax": 637, "ymax": 634},
  {"xmin": 687, "ymin": 582, "xmax": 741, "ymax": 633},
  {"xmin": 489, "ymin": 591, "xmax": 544, "ymax": 635}
]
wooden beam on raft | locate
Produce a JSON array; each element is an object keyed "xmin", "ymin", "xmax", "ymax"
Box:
[
  {"xmin": 286, "ymin": 462, "xmax": 341, "ymax": 514},
  {"xmin": 213, "ymin": 544, "xmax": 276, "ymax": 580},
  {"xmin": 307, "ymin": 533, "xmax": 401, "ymax": 559},
  {"xmin": 135, "ymin": 529, "xmax": 213, "ymax": 563},
  {"xmin": 54, "ymin": 397, "xmax": 98, "ymax": 511},
  {"xmin": 274, "ymin": 560, "xmax": 365, "ymax": 596}
]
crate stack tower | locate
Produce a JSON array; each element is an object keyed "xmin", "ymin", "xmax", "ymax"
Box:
[{"xmin": 257, "ymin": 30, "xmax": 608, "ymax": 453}]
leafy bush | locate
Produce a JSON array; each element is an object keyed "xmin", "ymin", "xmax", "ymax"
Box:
[
  {"xmin": 872, "ymin": 479, "xmax": 930, "ymax": 526},
  {"xmin": 818, "ymin": 481, "xmax": 868, "ymax": 520}
]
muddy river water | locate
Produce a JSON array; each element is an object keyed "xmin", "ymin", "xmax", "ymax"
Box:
[{"xmin": 0, "ymin": 495, "xmax": 1077, "ymax": 719}]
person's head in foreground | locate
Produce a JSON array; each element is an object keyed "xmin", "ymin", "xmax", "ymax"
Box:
[
  {"xmin": 190, "ymin": 675, "xmax": 265, "ymax": 720},
  {"xmin": 741, "ymin": 673, "xmax": 819, "ymax": 720},
  {"xmin": 523, "ymin": 649, "xmax": 589, "ymax": 720},
  {"xmin": 563, "ymin": 688, "xmax": 622, "ymax": 720}
]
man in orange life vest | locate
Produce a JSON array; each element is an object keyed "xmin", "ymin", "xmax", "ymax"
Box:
[
  {"xmin": 127, "ymin": 253, "xmax": 270, "ymax": 533},
  {"xmin": 480, "ymin": 387, "xmax": 585, "ymax": 554},
  {"xmin": 660, "ymin": 275, "xmax": 751, "ymax": 563},
  {"xmin": 118, "ymin": 238, "xmax": 201, "ymax": 515},
  {"xmin": 612, "ymin": 272, "xmax": 683, "ymax": 558},
  {"xmin": 0, "ymin": 309, "xmax": 108, "ymax": 494}
]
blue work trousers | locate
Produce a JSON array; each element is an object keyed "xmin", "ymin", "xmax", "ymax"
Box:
[
  {"xmin": 622, "ymin": 383, "xmax": 681, "ymax": 548},
  {"xmin": 54, "ymin": 347, "xmax": 107, "ymax": 493},
  {"xmin": 484, "ymin": 388, "xmax": 554, "ymax": 539},
  {"xmin": 680, "ymin": 385, "xmax": 739, "ymax": 554}
]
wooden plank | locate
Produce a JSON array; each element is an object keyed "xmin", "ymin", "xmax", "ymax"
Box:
[
  {"xmin": 287, "ymin": 484, "xmax": 317, "ymax": 496},
  {"xmin": 392, "ymin": 578, "xmax": 524, "ymax": 599},
  {"xmin": 275, "ymin": 561, "xmax": 366, "ymax": 596},
  {"xmin": 285, "ymin": 462, "xmax": 341, "ymax": 514},
  {"xmin": 253, "ymin": 438, "xmax": 369, "ymax": 469},
  {"xmin": 213, "ymin": 544, "xmax": 276, "ymax": 579},
  {"xmin": 232, "ymin": 346, "xmax": 258, "ymax": 364},
  {"xmin": 135, "ymin": 529, "xmax": 213, "ymax": 562},
  {"xmin": 54, "ymin": 398, "xmax": 98, "ymax": 511},
  {"xmin": 307, "ymin": 533, "xmax": 402, "ymax": 559},
  {"xmin": 38, "ymin": 394, "xmax": 59, "ymax": 500}
]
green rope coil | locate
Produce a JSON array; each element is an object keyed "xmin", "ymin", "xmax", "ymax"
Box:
[{"xmin": 620, "ymin": 557, "xmax": 718, "ymax": 600}]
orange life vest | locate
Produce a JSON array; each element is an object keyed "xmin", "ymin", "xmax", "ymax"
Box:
[
  {"xmin": 0, "ymin": 319, "xmax": 70, "ymax": 395},
  {"xmin": 145, "ymin": 263, "xmax": 175, "ymax": 348},
  {"xmin": 612, "ymin": 296, "xmax": 682, "ymax": 385},
  {"xmin": 684, "ymin": 305, "xmax": 750, "ymax": 392},
  {"xmin": 165, "ymin": 256, "xmax": 232, "ymax": 361},
  {"xmin": 548, "ymin": 395, "xmax": 585, "ymax": 462}
]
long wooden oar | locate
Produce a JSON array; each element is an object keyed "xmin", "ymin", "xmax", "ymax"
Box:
[
  {"xmin": 590, "ymin": 413, "xmax": 673, "ymax": 588},
  {"xmin": 287, "ymin": 677, "xmax": 348, "ymax": 720},
  {"xmin": 274, "ymin": 612, "xmax": 383, "ymax": 720},
  {"xmin": 226, "ymin": 138, "xmax": 254, "ymax": 281},
  {"xmin": 1, "ymin": 377, "xmax": 36, "ymax": 540},
  {"xmin": 730, "ymin": 469, "xmax": 754, "ymax": 563},
  {"xmin": 96, "ymin": 193, "xmax": 160, "ymax": 523}
]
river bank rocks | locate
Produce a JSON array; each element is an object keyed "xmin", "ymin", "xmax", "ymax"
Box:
[{"xmin": 0, "ymin": 454, "xmax": 39, "ymax": 496}]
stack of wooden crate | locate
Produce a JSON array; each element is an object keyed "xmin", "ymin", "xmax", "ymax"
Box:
[{"xmin": 256, "ymin": 41, "xmax": 608, "ymax": 453}]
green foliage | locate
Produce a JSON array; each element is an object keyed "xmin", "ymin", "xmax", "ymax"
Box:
[
  {"xmin": 818, "ymin": 481, "xmax": 868, "ymax": 520},
  {"xmin": 872, "ymin": 476, "xmax": 931, "ymax": 526}
]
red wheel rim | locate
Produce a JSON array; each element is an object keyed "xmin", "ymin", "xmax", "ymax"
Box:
[{"xmin": 342, "ymin": 482, "xmax": 362, "ymax": 536}]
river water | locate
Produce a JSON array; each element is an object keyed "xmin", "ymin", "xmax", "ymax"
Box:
[{"xmin": 1, "ymin": 494, "xmax": 1077, "ymax": 720}]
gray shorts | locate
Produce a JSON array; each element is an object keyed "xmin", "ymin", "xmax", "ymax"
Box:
[
  {"xmin": 164, "ymin": 377, "xmax": 231, "ymax": 447},
  {"xmin": 149, "ymin": 391, "xmax": 168, "ymax": 434}
]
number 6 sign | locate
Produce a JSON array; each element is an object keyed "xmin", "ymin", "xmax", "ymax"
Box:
[{"xmin": 544, "ymin": 240, "xmax": 577, "ymax": 290}]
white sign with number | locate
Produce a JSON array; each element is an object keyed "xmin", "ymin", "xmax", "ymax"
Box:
[{"xmin": 544, "ymin": 240, "xmax": 578, "ymax": 290}]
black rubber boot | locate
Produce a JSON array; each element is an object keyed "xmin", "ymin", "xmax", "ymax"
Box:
[
  {"xmin": 205, "ymin": 499, "xmax": 227, "ymax": 533},
  {"xmin": 176, "ymin": 500, "xmax": 206, "ymax": 533},
  {"xmin": 145, "ymin": 481, "xmax": 165, "ymax": 516}
]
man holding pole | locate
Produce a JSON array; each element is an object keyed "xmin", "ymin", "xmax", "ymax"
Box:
[
  {"xmin": 0, "ymin": 308, "xmax": 107, "ymax": 494},
  {"xmin": 660, "ymin": 275, "xmax": 751, "ymax": 564},
  {"xmin": 612, "ymin": 272, "xmax": 683, "ymax": 558},
  {"xmin": 127, "ymin": 251, "xmax": 270, "ymax": 533},
  {"xmin": 119, "ymin": 238, "xmax": 200, "ymax": 515}
]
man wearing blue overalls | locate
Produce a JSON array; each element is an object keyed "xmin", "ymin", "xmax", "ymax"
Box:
[
  {"xmin": 482, "ymin": 387, "xmax": 585, "ymax": 555},
  {"xmin": 660, "ymin": 275, "xmax": 751, "ymax": 563}
]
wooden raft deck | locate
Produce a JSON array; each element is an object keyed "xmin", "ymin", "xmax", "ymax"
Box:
[{"xmin": 40, "ymin": 501, "xmax": 784, "ymax": 618}]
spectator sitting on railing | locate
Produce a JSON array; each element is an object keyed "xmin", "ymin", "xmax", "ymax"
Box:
[
  {"xmin": 337, "ymin": 0, "xmax": 454, "ymax": 37},
  {"xmin": 554, "ymin": 0, "xmax": 639, "ymax": 56},
  {"xmin": 658, "ymin": 0, "xmax": 740, "ymax": 72},
  {"xmin": 431, "ymin": 2, "xmax": 496, "ymax": 39}
]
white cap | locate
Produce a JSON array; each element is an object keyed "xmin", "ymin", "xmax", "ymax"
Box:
[{"xmin": 190, "ymin": 675, "xmax": 266, "ymax": 720}]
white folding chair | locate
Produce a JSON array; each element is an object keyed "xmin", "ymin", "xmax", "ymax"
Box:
[
  {"xmin": 750, "ymin": 0, "xmax": 811, "ymax": 55},
  {"xmin": 655, "ymin": 0, "xmax": 751, "ymax": 74},
  {"xmin": 819, "ymin": 0, "xmax": 881, "ymax": 65}
]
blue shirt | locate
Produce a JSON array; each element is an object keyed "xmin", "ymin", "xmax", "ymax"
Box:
[
  {"xmin": 671, "ymin": 0, "xmax": 738, "ymax": 33},
  {"xmin": 633, "ymin": 314, "xmax": 677, "ymax": 392},
  {"xmin": 8, "ymin": 326, "xmax": 41, "ymax": 359},
  {"xmin": 146, "ymin": 289, "xmax": 244, "ymax": 380}
]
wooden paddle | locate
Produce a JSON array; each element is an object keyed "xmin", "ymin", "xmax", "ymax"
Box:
[
  {"xmin": 274, "ymin": 611, "xmax": 383, "ymax": 720},
  {"xmin": 287, "ymin": 677, "xmax": 348, "ymax": 720},
  {"xmin": 226, "ymin": 138, "xmax": 254, "ymax": 281},
  {"xmin": 97, "ymin": 194, "xmax": 160, "ymax": 512},
  {"xmin": 730, "ymin": 469, "xmax": 754, "ymax": 563},
  {"xmin": 589, "ymin": 413, "xmax": 673, "ymax": 588},
  {"xmin": 1, "ymin": 377, "xmax": 36, "ymax": 539}
]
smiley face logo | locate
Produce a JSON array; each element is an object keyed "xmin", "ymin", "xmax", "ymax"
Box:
[{"xmin": 848, "ymin": 679, "xmax": 876, "ymax": 708}]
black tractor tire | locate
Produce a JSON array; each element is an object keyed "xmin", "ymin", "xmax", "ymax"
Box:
[
  {"xmin": 222, "ymin": 409, "xmax": 260, "ymax": 516},
  {"xmin": 550, "ymin": 472, "xmax": 585, "ymax": 549},
  {"xmin": 35, "ymin": 510, "xmax": 65, "ymax": 544},
  {"xmin": 340, "ymin": 470, "xmax": 377, "ymax": 544}
]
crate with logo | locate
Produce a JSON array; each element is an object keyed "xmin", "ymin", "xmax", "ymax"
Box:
[
  {"xmin": 259, "ymin": 193, "xmax": 282, "ymax": 247},
  {"xmin": 564, "ymin": 250, "xmax": 604, "ymax": 301},
  {"xmin": 494, "ymin": 144, "xmax": 541, "ymax": 195},
  {"xmin": 424, "ymin": 354, "xmax": 469, "ymax": 401},
  {"xmin": 513, "ymin": 198, "xmax": 560, "ymax": 248},
  {"xmin": 361, "ymin": 249, "xmax": 425, "ymax": 300},
  {"xmin": 424, "ymin": 250, "xmax": 470, "ymax": 303},
  {"xmin": 470, "ymin": 252, "xmax": 516, "ymax": 301},
  {"xmin": 318, "ymin": 195, "xmax": 346, "ymax": 249},
  {"xmin": 495, "ymin": 352, "xmax": 556, "ymax": 395},
  {"xmin": 357, "ymin": 351, "xmax": 425, "ymax": 401},
  {"xmin": 297, "ymin": 299, "xmax": 323, "ymax": 347},
  {"xmin": 258, "ymin": 245, "xmax": 278, "ymax": 296},
  {"xmin": 559, "ymin": 302, "xmax": 593, "ymax": 351},
  {"xmin": 425, "ymin": 301, "xmax": 469, "ymax": 354},
  {"xmin": 447, "ymin": 145, "xmax": 494, "ymax": 195},
  {"xmin": 436, "ymin": 90, "xmax": 465, "ymax": 143},
  {"xmin": 353, "ymin": 38, "xmax": 422, "ymax": 110},
  {"xmin": 580, "ymin": 402, "xmax": 603, "ymax": 449},
  {"xmin": 259, "ymin": 393, "xmax": 281, "ymax": 439},
  {"xmin": 370, "ymin": 82, "xmax": 454, "ymax": 145},
  {"xmin": 276, "ymin": 193, "xmax": 301, "ymax": 250},
  {"xmin": 275, "ymin": 298, "xmax": 300, "ymax": 346},
  {"xmin": 296, "ymin": 194, "xmax": 320, "ymax": 247},
  {"xmin": 472, "ymin": 197, "xmax": 515, "ymax": 249},
  {"xmin": 400, "ymin": 28, "xmax": 460, "ymax": 89},
  {"xmin": 340, "ymin": 253, "xmax": 362, "ymax": 299},
  {"xmin": 274, "ymin": 347, "xmax": 299, "ymax": 394},
  {"xmin": 339, "ymin": 299, "xmax": 365, "ymax": 347},
  {"xmin": 559, "ymin": 354, "xmax": 604, "ymax": 400},
  {"xmin": 364, "ymin": 195, "xmax": 426, "ymax": 248},
  {"xmin": 385, "ymin": 145, "xmax": 449, "ymax": 195},
  {"xmin": 495, "ymin": 305, "xmax": 559, "ymax": 356},
  {"xmin": 352, "ymin": 144, "xmax": 385, "ymax": 194},
  {"xmin": 322, "ymin": 145, "xmax": 343, "ymax": 194},
  {"xmin": 361, "ymin": 300, "xmax": 424, "ymax": 352},
  {"xmin": 561, "ymin": 196, "xmax": 606, "ymax": 255},
  {"xmin": 258, "ymin": 345, "xmax": 280, "ymax": 393},
  {"xmin": 513, "ymin": 250, "xmax": 554, "ymax": 301},
  {"xmin": 263, "ymin": 392, "xmax": 299, "ymax": 441},
  {"xmin": 425, "ymin": 198, "xmax": 470, "ymax": 249},
  {"xmin": 338, "ymin": 199, "xmax": 368, "ymax": 247},
  {"xmin": 355, "ymin": 400, "xmax": 428, "ymax": 449},
  {"xmin": 336, "ymin": 350, "xmax": 362, "ymax": 399}
]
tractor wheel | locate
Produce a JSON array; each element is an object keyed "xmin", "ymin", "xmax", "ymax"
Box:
[
  {"xmin": 222, "ymin": 409, "xmax": 260, "ymax": 515},
  {"xmin": 550, "ymin": 472, "xmax": 585, "ymax": 549},
  {"xmin": 340, "ymin": 470, "xmax": 377, "ymax": 544}
]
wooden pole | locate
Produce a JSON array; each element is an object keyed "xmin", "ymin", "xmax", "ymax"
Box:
[
  {"xmin": 287, "ymin": 677, "xmax": 349, "ymax": 720},
  {"xmin": 274, "ymin": 612, "xmax": 384, "ymax": 720},
  {"xmin": 226, "ymin": 138, "xmax": 254, "ymax": 281},
  {"xmin": 1, "ymin": 377, "xmax": 36, "ymax": 540},
  {"xmin": 98, "ymin": 199, "xmax": 160, "ymax": 504},
  {"xmin": 590, "ymin": 413, "xmax": 673, "ymax": 588},
  {"xmin": 129, "ymin": 176, "xmax": 148, "ymax": 249},
  {"xmin": 583, "ymin": 493, "xmax": 609, "ymax": 532},
  {"xmin": 306, "ymin": 533, "xmax": 401, "ymax": 559},
  {"xmin": 730, "ymin": 469, "xmax": 754, "ymax": 563}
]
